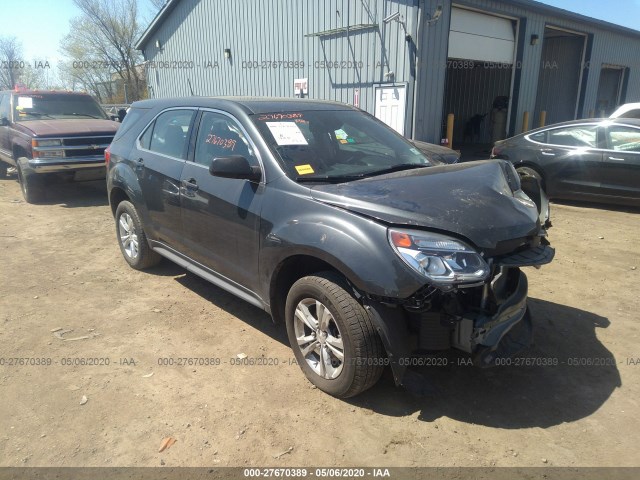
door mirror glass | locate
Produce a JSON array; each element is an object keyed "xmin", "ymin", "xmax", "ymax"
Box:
[{"xmin": 209, "ymin": 155, "xmax": 261, "ymax": 181}]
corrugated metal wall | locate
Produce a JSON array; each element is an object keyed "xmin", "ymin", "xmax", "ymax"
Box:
[
  {"xmin": 141, "ymin": 0, "xmax": 640, "ymax": 144},
  {"xmin": 415, "ymin": 0, "xmax": 640, "ymax": 143},
  {"xmin": 143, "ymin": 0, "xmax": 419, "ymax": 132}
]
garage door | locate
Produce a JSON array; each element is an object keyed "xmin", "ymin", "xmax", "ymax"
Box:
[{"xmin": 448, "ymin": 7, "xmax": 515, "ymax": 64}]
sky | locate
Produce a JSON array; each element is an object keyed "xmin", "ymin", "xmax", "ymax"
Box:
[{"xmin": 0, "ymin": 0, "xmax": 639, "ymax": 67}]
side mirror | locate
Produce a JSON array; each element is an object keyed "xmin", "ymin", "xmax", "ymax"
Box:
[
  {"xmin": 0, "ymin": 117, "xmax": 9, "ymax": 126},
  {"xmin": 209, "ymin": 155, "xmax": 261, "ymax": 182}
]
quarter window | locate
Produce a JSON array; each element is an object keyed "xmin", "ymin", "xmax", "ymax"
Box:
[
  {"xmin": 147, "ymin": 109, "xmax": 195, "ymax": 159},
  {"xmin": 547, "ymin": 126, "xmax": 598, "ymax": 148},
  {"xmin": 608, "ymin": 126, "xmax": 640, "ymax": 153},
  {"xmin": 194, "ymin": 111, "xmax": 256, "ymax": 166}
]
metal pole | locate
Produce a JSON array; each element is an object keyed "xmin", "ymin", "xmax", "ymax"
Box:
[
  {"xmin": 522, "ymin": 111, "xmax": 529, "ymax": 133},
  {"xmin": 446, "ymin": 113, "xmax": 454, "ymax": 149},
  {"xmin": 539, "ymin": 111, "xmax": 546, "ymax": 128}
]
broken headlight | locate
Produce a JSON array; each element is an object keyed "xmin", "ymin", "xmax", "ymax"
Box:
[{"xmin": 388, "ymin": 229, "xmax": 490, "ymax": 285}]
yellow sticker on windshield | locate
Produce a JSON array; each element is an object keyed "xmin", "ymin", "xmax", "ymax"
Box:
[{"xmin": 295, "ymin": 164, "xmax": 315, "ymax": 175}]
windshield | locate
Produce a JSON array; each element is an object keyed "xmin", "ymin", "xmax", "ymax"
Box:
[
  {"xmin": 252, "ymin": 110, "xmax": 432, "ymax": 181},
  {"xmin": 13, "ymin": 93, "xmax": 108, "ymax": 121}
]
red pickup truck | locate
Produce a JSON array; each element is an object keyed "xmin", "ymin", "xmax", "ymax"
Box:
[{"xmin": 0, "ymin": 89, "xmax": 120, "ymax": 203}]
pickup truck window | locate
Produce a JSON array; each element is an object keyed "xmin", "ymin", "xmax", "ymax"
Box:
[
  {"xmin": 0, "ymin": 94, "xmax": 10, "ymax": 121},
  {"xmin": 13, "ymin": 93, "xmax": 108, "ymax": 121}
]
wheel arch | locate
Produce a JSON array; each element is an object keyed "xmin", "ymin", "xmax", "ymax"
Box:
[{"xmin": 269, "ymin": 254, "xmax": 357, "ymax": 324}]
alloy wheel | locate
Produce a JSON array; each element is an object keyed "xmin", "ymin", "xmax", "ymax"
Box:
[
  {"xmin": 118, "ymin": 212, "xmax": 139, "ymax": 259},
  {"xmin": 293, "ymin": 298, "xmax": 345, "ymax": 379}
]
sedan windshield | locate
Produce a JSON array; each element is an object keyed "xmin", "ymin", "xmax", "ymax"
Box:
[
  {"xmin": 251, "ymin": 110, "xmax": 432, "ymax": 181},
  {"xmin": 14, "ymin": 93, "xmax": 108, "ymax": 121}
]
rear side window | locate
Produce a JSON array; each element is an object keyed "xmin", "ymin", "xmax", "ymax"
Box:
[
  {"xmin": 619, "ymin": 110, "xmax": 640, "ymax": 119},
  {"xmin": 547, "ymin": 126, "xmax": 598, "ymax": 148},
  {"xmin": 528, "ymin": 131, "xmax": 546, "ymax": 143},
  {"xmin": 144, "ymin": 109, "xmax": 195, "ymax": 159},
  {"xmin": 113, "ymin": 107, "xmax": 148, "ymax": 141}
]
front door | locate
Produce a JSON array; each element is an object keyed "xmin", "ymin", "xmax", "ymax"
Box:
[
  {"xmin": 180, "ymin": 110, "xmax": 264, "ymax": 293},
  {"xmin": 374, "ymin": 85, "xmax": 406, "ymax": 135}
]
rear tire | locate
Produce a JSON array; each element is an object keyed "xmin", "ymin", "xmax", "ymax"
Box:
[
  {"xmin": 115, "ymin": 200, "xmax": 161, "ymax": 270},
  {"xmin": 17, "ymin": 164, "xmax": 46, "ymax": 203},
  {"xmin": 285, "ymin": 272, "xmax": 385, "ymax": 398}
]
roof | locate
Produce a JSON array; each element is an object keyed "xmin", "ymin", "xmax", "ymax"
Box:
[
  {"xmin": 135, "ymin": 0, "xmax": 181, "ymax": 50},
  {"xmin": 130, "ymin": 96, "xmax": 359, "ymax": 114},
  {"xmin": 135, "ymin": 0, "xmax": 640, "ymax": 50}
]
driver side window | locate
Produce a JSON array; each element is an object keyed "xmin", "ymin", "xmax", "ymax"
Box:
[{"xmin": 194, "ymin": 111, "xmax": 256, "ymax": 167}]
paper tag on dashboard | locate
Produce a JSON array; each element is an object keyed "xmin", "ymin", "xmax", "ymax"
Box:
[
  {"xmin": 266, "ymin": 122, "xmax": 308, "ymax": 146},
  {"xmin": 18, "ymin": 97, "xmax": 33, "ymax": 108},
  {"xmin": 295, "ymin": 164, "xmax": 314, "ymax": 175}
]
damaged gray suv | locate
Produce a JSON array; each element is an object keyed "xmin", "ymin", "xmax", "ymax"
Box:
[{"xmin": 106, "ymin": 97, "xmax": 554, "ymax": 397}]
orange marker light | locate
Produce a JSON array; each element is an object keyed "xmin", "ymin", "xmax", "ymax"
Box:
[{"xmin": 390, "ymin": 231, "xmax": 412, "ymax": 248}]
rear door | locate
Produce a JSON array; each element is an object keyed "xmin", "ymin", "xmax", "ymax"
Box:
[
  {"xmin": 529, "ymin": 124, "xmax": 604, "ymax": 197},
  {"xmin": 600, "ymin": 124, "xmax": 640, "ymax": 200},
  {"xmin": 135, "ymin": 108, "xmax": 196, "ymax": 248},
  {"xmin": 179, "ymin": 109, "xmax": 264, "ymax": 292}
]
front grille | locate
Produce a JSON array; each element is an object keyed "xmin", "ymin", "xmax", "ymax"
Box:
[
  {"xmin": 62, "ymin": 136, "xmax": 113, "ymax": 147},
  {"xmin": 65, "ymin": 148, "xmax": 106, "ymax": 158}
]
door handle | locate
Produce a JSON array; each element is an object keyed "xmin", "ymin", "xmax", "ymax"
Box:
[
  {"xmin": 136, "ymin": 158, "xmax": 144, "ymax": 170},
  {"xmin": 540, "ymin": 150, "xmax": 556, "ymax": 156},
  {"xmin": 608, "ymin": 156, "xmax": 625, "ymax": 161},
  {"xmin": 182, "ymin": 178, "xmax": 199, "ymax": 191}
]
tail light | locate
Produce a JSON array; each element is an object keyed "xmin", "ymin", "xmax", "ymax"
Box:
[
  {"xmin": 105, "ymin": 145, "xmax": 111, "ymax": 166},
  {"xmin": 490, "ymin": 145, "xmax": 505, "ymax": 159}
]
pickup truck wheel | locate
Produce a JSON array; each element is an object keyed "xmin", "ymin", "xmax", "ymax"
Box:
[
  {"xmin": 17, "ymin": 166, "xmax": 46, "ymax": 203},
  {"xmin": 285, "ymin": 272, "xmax": 384, "ymax": 398},
  {"xmin": 115, "ymin": 201, "xmax": 161, "ymax": 270},
  {"xmin": 0, "ymin": 162, "xmax": 7, "ymax": 178}
]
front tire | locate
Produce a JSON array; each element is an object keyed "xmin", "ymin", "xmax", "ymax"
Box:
[
  {"xmin": 285, "ymin": 272, "xmax": 385, "ymax": 398},
  {"xmin": 115, "ymin": 200, "xmax": 161, "ymax": 270},
  {"xmin": 17, "ymin": 164, "xmax": 46, "ymax": 203}
]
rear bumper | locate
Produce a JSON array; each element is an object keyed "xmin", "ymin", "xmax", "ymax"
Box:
[{"xmin": 25, "ymin": 156, "xmax": 105, "ymax": 174}]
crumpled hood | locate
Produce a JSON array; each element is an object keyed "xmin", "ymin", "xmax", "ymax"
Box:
[
  {"xmin": 310, "ymin": 160, "xmax": 541, "ymax": 249},
  {"xmin": 16, "ymin": 119, "xmax": 120, "ymax": 137}
]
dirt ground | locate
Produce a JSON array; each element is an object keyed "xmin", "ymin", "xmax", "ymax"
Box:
[{"xmin": 1, "ymin": 174, "xmax": 639, "ymax": 469}]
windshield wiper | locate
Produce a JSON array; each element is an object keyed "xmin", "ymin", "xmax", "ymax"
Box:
[
  {"xmin": 359, "ymin": 163, "xmax": 430, "ymax": 177},
  {"xmin": 22, "ymin": 111, "xmax": 55, "ymax": 119},
  {"xmin": 63, "ymin": 112, "xmax": 102, "ymax": 119},
  {"xmin": 297, "ymin": 174, "xmax": 366, "ymax": 183},
  {"xmin": 296, "ymin": 163, "xmax": 431, "ymax": 183}
]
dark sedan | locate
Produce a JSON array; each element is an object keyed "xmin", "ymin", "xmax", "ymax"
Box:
[{"xmin": 491, "ymin": 118, "xmax": 640, "ymax": 206}]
